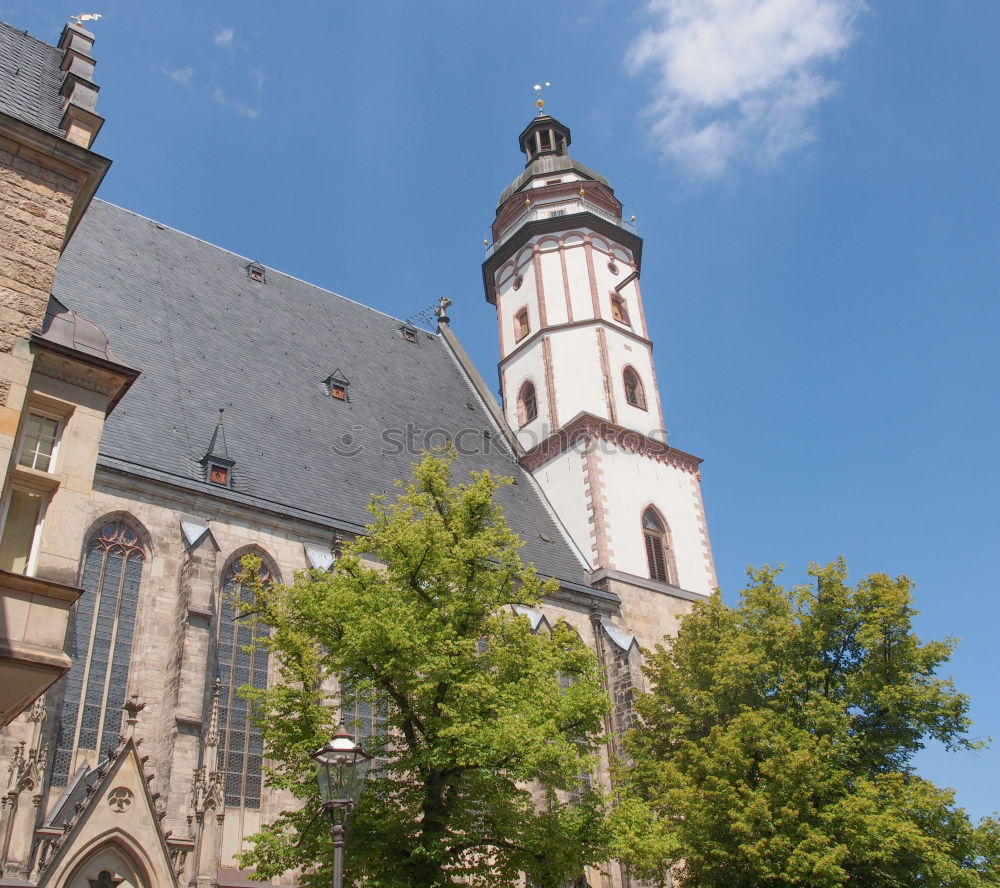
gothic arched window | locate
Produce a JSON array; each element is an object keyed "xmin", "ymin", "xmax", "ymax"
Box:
[
  {"xmin": 518, "ymin": 381, "xmax": 538, "ymax": 426},
  {"xmin": 216, "ymin": 556, "xmax": 272, "ymax": 809},
  {"xmin": 341, "ymin": 671, "xmax": 389, "ymax": 769},
  {"xmin": 51, "ymin": 521, "xmax": 146, "ymax": 786},
  {"xmin": 642, "ymin": 507, "xmax": 677, "ymax": 586},
  {"xmin": 623, "ymin": 367, "xmax": 647, "ymax": 410}
]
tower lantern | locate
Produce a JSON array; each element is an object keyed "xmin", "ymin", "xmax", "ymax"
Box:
[{"xmin": 519, "ymin": 114, "xmax": 571, "ymax": 165}]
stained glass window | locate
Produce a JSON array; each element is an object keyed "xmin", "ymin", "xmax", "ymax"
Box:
[
  {"xmin": 52, "ymin": 522, "xmax": 145, "ymax": 786},
  {"xmin": 217, "ymin": 558, "xmax": 271, "ymax": 809}
]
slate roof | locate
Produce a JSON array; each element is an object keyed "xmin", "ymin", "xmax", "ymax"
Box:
[
  {"xmin": 44, "ymin": 761, "xmax": 102, "ymax": 827},
  {"xmin": 52, "ymin": 200, "xmax": 590, "ymax": 586},
  {"xmin": 0, "ymin": 21, "xmax": 65, "ymax": 136}
]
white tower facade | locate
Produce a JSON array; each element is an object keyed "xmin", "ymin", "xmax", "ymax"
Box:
[{"xmin": 483, "ymin": 114, "xmax": 717, "ymax": 599}]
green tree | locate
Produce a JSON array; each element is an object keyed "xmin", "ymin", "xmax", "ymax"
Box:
[
  {"xmin": 611, "ymin": 559, "xmax": 998, "ymax": 887},
  {"xmin": 236, "ymin": 449, "xmax": 609, "ymax": 888}
]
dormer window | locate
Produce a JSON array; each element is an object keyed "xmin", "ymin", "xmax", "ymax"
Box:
[
  {"xmin": 203, "ymin": 455, "xmax": 235, "ymax": 488},
  {"xmin": 514, "ymin": 308, "xmax": 530, "ymax": 342},
  {"xmin": 209, "ymin": 463, "xmax": 230, "ymax": 485},
  {"xmin": 325, "ymin": 370, "xmax": 350, "ymax": 401},
  {"xmin": 400, "ymin": 326, "xmax": 418, "ymax": 343},
  {"xmin": 247, "ymin": 261, "xmax": 266, "ymax": 283}
]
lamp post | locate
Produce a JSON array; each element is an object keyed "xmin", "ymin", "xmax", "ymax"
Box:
[{"xmin": 312, "ymin": 727, "xmax": 371, "ymax": 888}]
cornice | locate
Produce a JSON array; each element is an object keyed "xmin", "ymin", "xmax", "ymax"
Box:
[
  {"xmin": 482, "ymin": 213, "xmax": 643, "ymax": 305},
  {"xmin": 0, "ymin": 110, "xmax": 111, "ymax": 246},
  {"xmin": 519, "ymin": 411, "xmax": 704, "ymax": 475},
  {"xmin": 499, "ymin": 317, "xmax": 652, "ymax": 367},
  {"xmin": 31, "ymin": 336, "xmax": 140, "ymax": 413}
]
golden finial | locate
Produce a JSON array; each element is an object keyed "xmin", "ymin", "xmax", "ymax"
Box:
[{"xmin": 533, "ymin": 82, "xmax": 551, "ymax": 115}]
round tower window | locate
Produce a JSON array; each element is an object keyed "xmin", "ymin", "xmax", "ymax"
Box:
[{"xmin": 608, "ymin": 261, "xmax": 620, "ymax": 275}]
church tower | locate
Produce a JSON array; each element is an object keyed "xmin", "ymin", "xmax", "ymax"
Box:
[{"xmin": 483, "ymin": 109, "xmax": 717, "ymax": 607}]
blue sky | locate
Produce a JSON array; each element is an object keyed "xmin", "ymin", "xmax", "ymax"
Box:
[{"xmin": 10, "ymin": 0, "xmax": 998, "ymax": 821}]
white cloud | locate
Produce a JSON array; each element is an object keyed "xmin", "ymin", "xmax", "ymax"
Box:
[
  {"xmin": 250, "ymin": 69, "xmax": 267, "ymax": 92},
  {"xmin": 626, "ymin": 0, "xmax": 865, "ymax": 177},
  {"xmin": 211, "ymin": 87, "xmax": 260, "ymax": 120},
  {"xmin": 162, "ymin": 66, "xmax": 194, "ymax": 85},
  {"xmin": 214, "ymin": 27, "xmax": 235, "ymax": 47}
]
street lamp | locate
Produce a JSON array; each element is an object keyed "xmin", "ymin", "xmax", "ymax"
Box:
[{"xmin": 312, "ymin": 727, "xmax": 372, "ymax": 888}]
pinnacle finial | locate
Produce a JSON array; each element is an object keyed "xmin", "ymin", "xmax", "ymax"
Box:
[
  {"xmin": 533, "ymin": 82, "xmax": 551, "ymax": 115},
  {"xmin": 205, "ymin": 678, "xmax": 222, "ymax": 749}
]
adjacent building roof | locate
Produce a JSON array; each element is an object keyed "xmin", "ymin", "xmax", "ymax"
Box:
[
  {"xmin": 0, "ymin": 20, "xmax": 65, "ymax": 136},
  {"xmin": 52, "ymin": 200, "xmax": 590, "ymax": 586}
]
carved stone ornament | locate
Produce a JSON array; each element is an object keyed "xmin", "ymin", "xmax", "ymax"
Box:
[{"xmin": 106, "ymin": 786, "xmax": 134, "ymax": 813}]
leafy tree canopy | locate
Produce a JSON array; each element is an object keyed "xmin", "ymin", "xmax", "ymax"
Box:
[
  {"xmin": 612, "ymin": 559, "xmax": 999, "ymax": 888},
  {"xmin": 236, "ymin": 449, "xmax": 609, "ymax": 888}
]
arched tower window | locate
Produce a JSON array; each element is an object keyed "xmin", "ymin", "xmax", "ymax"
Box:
[
  {"xmin": 623, "ymin": 367, "xmax": 647, "ymax": 410},
  {"xmin": 611, "ymin": 294, "xmax": 630, "ymax": 325},
  {"xmin": 51, "ymin": 521, "xmax": 146, "ymax": 786},
  {"xmin": 642, "ymin": 507, "xmax": 677, "ymax": 586},
  {"xmin": 216, "ymin": 555, "xmax": 272, "ymax": 809},
  {"xmin": 518, "ymin": 381, "xmax": 538, "ymax": 426},
  {"xmin": 514, "ymin": 307, "xmax": 530, "ymax": 342}
]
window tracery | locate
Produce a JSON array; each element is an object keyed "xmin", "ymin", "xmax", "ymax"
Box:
[
  {"xmin": 52, "ymin": 522, "xmax": 145, "ymax": 785},
  {"xmin": 216, "ymin": 557, "xmax": 271, "ymax": 809}
]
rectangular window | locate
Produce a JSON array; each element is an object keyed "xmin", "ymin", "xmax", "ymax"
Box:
[
  {"xmin": 19, "ymin": 413, "xmax": 60, "ymax": 472},
  {"xmin": 0, "ymin": 487, "xmax": 45, "ymax": 574}
]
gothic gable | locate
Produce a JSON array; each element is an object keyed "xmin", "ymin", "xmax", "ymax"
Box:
[{"xmin": 36, "ymin": 739, "xmax": 178, "ymax": 888}]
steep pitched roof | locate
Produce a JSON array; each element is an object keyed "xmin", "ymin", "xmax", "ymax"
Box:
[
  {"xmin": 0, "ymin": 21, "xmax": 65, "ymax": 136},
  {"xmin": 52, "ymin": 200, "xmax": 592, "ymax": 587}
]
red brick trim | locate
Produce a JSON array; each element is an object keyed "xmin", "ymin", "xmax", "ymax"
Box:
[
  {"xmin": 582, "ymin": 445, "xmax": 614, "ymax": 569},
  {"xmin": 519, "ymin": 412, "xmax": 703, "ymax": 474},
  {"xmin": 532, "ymin": 245, "xmax": 548, "ymax": 328},
  {"xmin": 495, "ymin": 286, "xmax": 507, "ymax": 358},
  {"xmin": 597, "ymin": 326, "xmax": 617, "ymax": 425},
  {"xmin": 559, "ymin": 245, "xmax": 574, "ymax": 323},
  {"xmin": 632, "ymin": 274, "xmax": 650, "ymax": 341},
  {"xmin": 690, "ymin": 472, "xmax": 718, "ymax": 590},
  {"xmin": 583, "ymin": 237, "xmax": 602, "ymax": 319},
  {"xmin": 541, "ymin": 336, "xmax": 559, "ymax": 429},
  {"xmin": 498, "ymin": 316, "xmax": 652, "ymax": 367},
  {"xmin": 646, "ymin": 341, "xmax": 666, "ymax": 429}
]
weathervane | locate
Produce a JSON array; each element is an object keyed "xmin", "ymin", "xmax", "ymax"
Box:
[
  {"xmin": 70, "ymin": 13, "xmax": 102, "ymax": 26},
  {"xmin": 533, "ymin": 82, "xmax": 551, "ymax": 115}
]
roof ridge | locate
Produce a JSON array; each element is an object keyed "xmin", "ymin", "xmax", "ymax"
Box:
[
  {"xmin": 0, "ymin": 19, "xmax": 65, "ymax": 55},
  {"xmin": 91, "ymin": 199, "xmax": 441, "ymax": 330}
]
